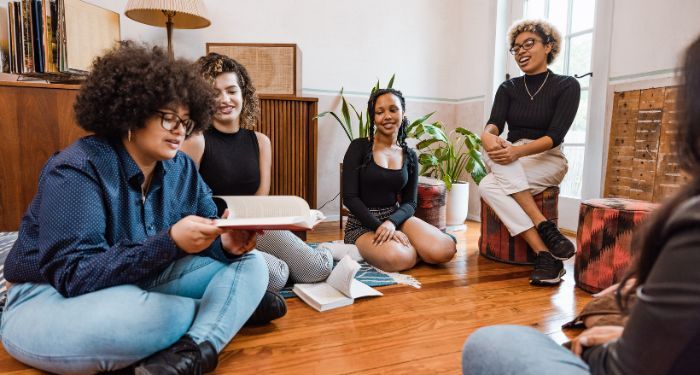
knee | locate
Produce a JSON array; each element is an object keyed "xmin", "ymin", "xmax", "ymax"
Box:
[
  {"xmin": 462, "ymin": 326, "xmax": 517, "ymax": 370},
  {"xmin": 421, "ymin": 237, "xmax": 456, "ymax": 264},
  {"xmin": 267, "ymin": 259, "xmax": 290, "ymax": 292},
  {"xmin": 377, "ymin": 244, "xmax": 417, "ymax": 272},
  {"xmin": 307, "ymin": 248, "xmax": 333, "ymax": 281},
  {"xmin": 244, "ymin": 250, "xmax": 271, "ymax": 292}
]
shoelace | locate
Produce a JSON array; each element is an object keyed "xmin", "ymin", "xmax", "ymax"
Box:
[{"xmin": 539, "ymin": 222, "xmax": 565, "ymax": 245}]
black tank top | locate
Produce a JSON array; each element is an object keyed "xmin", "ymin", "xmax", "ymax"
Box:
[{"xmin": 199, "ymin": 127, "xmax": 261, "ymax": 197}]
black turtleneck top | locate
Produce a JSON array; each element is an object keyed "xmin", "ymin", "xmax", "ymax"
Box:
[{"xmin": 487, "ymin": 69, "xmax": 580, "ymax": 147}]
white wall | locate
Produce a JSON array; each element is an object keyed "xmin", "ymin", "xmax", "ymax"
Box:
[
  {"xmin": 608, "ymin": 0, "xmax": 700, "ymax": 81},
  {"xmin": 0, "ymin": 0, "xmax": 496, "ymax": 218}
]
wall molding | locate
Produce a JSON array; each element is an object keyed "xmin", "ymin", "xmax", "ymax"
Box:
[
  {"xmin": 608, "ymin": 68, "xmax": 678, "ymax": 83},
  {"xmin": 302, "ymin": 87, "xmax": 485, "ymax": 104}
]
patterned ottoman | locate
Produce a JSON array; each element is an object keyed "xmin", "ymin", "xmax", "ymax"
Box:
[
  {"xmin": 414, "ymin": 176, "xmax": 447, "ymax": 231},
  {"xmin": 575, "ymin": 198, "xmax": 658, "ymax": 293},
  {"xmin": 479, "ymin": 186, "xmax": 560, "ymax": 265}
]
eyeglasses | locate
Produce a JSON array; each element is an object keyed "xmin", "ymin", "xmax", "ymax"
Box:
[
  {"xmin": 509, "ymin": 38, "xmax": 542, "ymax": 55},
  {"xmin": 154, "ymin": 110, "xmax": 195, "ymax": 136}
]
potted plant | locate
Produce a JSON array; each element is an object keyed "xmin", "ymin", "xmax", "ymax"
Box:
[
  {"xmin": 407, "ymin": 121, "xmax": 487, "ymax": 226},
  {"xmin": 317, "ymin": 75, "xmax": 396, "ymax": 141}
]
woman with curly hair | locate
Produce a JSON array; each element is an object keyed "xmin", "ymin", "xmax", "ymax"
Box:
[
  {"xmin": 181, "ymin": 53, "xmax": 333, "ymax": 316},
  {"xmin": 1, "ymin": 42, "xmax": 268, "ymax": 374},
  {"xmin": 462, "ymin": 33, "xmax": 700, "ymax": 375},
  {"xmin": 479, "ymin": 19, "xmax": 580, "ymax": 286},
  {"xmin": 341, "ymin": 88, "xmax": 456, "ymax": 272}
]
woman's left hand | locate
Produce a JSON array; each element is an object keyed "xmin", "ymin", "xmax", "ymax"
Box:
[
  {"xmin": 221, "ymin": 229, "xmax": 257, "ymax": 255},
  {"xmin": 570, "ymin": 326, "xmax": 624, "ymax": 357},
  {"xmin": 487, "ymin": 144, "xmax": 522, "ymax": 165},
  {"xmin": 219, "ymin": 209, "xmax": 257, "ymax": 255},
  {"xmin": 374, "ymin": 220, "xmax": 396, "ymax": 245}
]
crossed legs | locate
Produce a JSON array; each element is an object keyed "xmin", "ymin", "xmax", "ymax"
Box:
[{"xmin": 355, "ymin": 217, "xmax": 456, "ymax": 272}]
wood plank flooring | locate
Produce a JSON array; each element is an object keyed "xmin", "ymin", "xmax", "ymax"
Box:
[{"xmin": 0, "ymin": 221, "xmax": 591, "ymax": 374}]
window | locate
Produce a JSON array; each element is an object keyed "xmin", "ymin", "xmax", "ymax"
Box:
[{"xmin": 524, "ymin": 0, "xmax": 595, "ymax": 198}]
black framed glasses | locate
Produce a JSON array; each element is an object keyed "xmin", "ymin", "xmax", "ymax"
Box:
[
  {"xmin": 154, "ymin": 110, "xmax": 195, "ymax": 136},
  {"xmin": 509, "ymin": 38, "xmax": 542, "ymax": 55}
]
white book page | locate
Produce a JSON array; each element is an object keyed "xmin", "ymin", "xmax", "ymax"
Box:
[
  {"xmin": 216, "ymin": 196, "xmax": 310, "ymax": 218},
  {"xmin": 326, "ymin": 255, "xmax": 361, "ymax": 297},
  {"xmin": 294, "ymin": 283, "xmax": 350, "ymax": 308},
  {"xmin": 349, "ymin": 279, "xmax": 383, "ymax": 298}
]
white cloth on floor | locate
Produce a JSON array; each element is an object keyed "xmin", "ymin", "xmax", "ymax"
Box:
[{"xmin": 317, "ymin": 241, "xmax": 364, "ymax": 262}]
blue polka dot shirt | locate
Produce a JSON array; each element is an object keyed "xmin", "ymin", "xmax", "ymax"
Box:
[{"xmin": 6, "ymin": 136, "xmax": 233, "ymax": 297}]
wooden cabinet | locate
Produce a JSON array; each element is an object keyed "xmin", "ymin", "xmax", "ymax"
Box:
[
  {"xmin": 0, "ymin": 81, "xmax": 317, "ymax": 231},
  {"xmin": 604, "ymin": 86, "xmax": 690, "ymax": 202}
]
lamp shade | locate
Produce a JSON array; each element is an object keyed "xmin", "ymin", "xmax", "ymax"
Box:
[{"xmin": 124, "ymin": 0, "xmax": 211, "ymax": 29}]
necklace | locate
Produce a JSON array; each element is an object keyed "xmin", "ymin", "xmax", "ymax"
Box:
[{"xmin": 524, "ymin": 71, "xmax": 550, "ymax": 101}]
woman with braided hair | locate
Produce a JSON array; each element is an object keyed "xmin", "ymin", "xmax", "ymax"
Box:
[
  {"xmin": 341, "ymin": 88, "xmax": 456, "ymax": 272},
  {"xmin": 182, "ymin": 53, "xmax": 333, "ymax": 323}
]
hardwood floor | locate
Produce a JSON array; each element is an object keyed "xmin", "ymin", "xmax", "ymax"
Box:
[{"xmin": 0, "ymin": 221, "xmax": 591, "ymax": 374}]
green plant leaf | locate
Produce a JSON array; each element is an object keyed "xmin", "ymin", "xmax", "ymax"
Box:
[
  {"xmin": 416, "ymin": 138, "xmax": 440, "ymax": 150},
  {"xmin": 387, "ymin": 74, "xmax": 395, "ymax": 88},
  {"xmin": 327, "ymin": 111, "xmax": 353, "ymax": 141},
  {"xmin": 340, "ymin": 96, "xmax": 353, "ymax": 136}
]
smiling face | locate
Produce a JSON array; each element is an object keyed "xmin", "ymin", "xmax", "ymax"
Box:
[
  {"xmin": 513, "ymin": 31, "xmax": 552, "ymax": 74},
  {"xmin": 213, "ymin": 72, "xmax": 244, "ymax": 128},
  {"xmin": 127, "ymin": 103, "xmax": 190, "ymax": 167},
  {"xmin": 373, "ymin": 93, "xmax": 404, "ymax": 138}
]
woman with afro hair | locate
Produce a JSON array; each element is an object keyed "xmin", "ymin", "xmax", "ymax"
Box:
[
  {"xmin": 2, "ymin": 42, "xmax": 268, "ymax": 374},
  {"xmin": 478, "ymin": 19, "xmax": 580, "ymax": 286},
  {"xmin": 341, "ymin": 88, "xmax": 456, "ymax": 272}
]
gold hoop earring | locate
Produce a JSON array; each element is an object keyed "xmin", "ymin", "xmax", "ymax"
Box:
[{"xmin": 128, "ymin": 130, "xmax": 132, "ymax": 142}]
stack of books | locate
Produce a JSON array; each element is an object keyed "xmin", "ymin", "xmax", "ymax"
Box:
[{"xmin": 6, "ymin": 0, "xmax": 119, "ymax": 79}]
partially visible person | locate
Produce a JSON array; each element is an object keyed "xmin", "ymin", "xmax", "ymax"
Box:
[
  {"xmin": 462, "ymin": 33, "xmax": 700, "ymax": 375},
  {"xmin": 182, "ymin": 53, "xmax": 333, "ymax": 312},
  {"xmin": 1, "ymin": 42, "xmax": 268, "ymax": 374},
  {"xmin": 479, "ymin": 19, "xmax": 580, "ymax": 286},
  {"xmin": 341, "ymin": 88, "xmax": 456, "ymax": 272}
]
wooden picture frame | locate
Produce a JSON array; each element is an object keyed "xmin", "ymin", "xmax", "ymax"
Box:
[{"xmin": 206, "ymin": 43, "xmax": 301, "ymax": 96}]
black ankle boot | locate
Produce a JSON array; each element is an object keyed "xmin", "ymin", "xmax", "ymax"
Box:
[
  {"xmin": 246, "ymin": 290, "xmax": 288, "ymax": 326},
  {"xmin": 135, "ymin": 335, "xmax": 218, "ymax": 375}
]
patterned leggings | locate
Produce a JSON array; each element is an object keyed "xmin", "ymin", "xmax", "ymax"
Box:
[{"xmin": 256, "ymin": 230, "xmax": 333, "ymax": 291}]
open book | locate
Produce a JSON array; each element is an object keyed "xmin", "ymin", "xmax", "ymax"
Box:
[
  {"xmin": 292, "ymin": 255, "xmax": 382, "ymax": 312},
  {"xmin": 214, "ymin": 196, "xmax": 324, "ymax": 231}
]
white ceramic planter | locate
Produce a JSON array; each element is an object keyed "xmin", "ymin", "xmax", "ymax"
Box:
[{"xmin": 446, "ymin": 181, "xmax": 469, "ymax": 226}]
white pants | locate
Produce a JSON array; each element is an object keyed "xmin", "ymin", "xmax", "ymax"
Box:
[{"xmin": 478, "ymin": 139, "xmax": 568, "ymax": 236}]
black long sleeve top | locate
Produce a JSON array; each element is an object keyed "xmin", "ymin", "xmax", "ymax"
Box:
[
  {"xmin": 583, "ymin": 195, "xmax": 700, "ymax": 374},
  {"xmin": 487, "ymin": 69, "xmax": 580, "ymax": 147},
  {"xmin": 341, "ymin": 138, "xmax": 418, "ymax": 230}
]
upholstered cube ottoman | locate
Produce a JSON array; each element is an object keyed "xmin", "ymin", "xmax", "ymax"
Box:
[
  {"xmin": 414, "ymin": 176, "xmax": 447, "ymax": 231},
  {"xmin": 479, "ymin": 186, "xmax": 560, "ymax": 265},
  {"xmin": 575, "ymin": 198, "xmax": 658, "ymax": 293}
]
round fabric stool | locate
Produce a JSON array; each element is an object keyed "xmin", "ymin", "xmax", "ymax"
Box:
[
  {"xmin": 479, "ymin": 186, "xmax": 560, "ymax": 265},
  {"xmin": 575, "ymin": 198, "xmax": 658, "ymax": 293},
  {"xmin": 415, "ymin": 176, "xmax": 447, "ymax": 231}
]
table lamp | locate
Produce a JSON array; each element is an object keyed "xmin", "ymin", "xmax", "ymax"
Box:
[{"xmin": 124, "ymin": 0, "xmax": 211, "ymax": 60}]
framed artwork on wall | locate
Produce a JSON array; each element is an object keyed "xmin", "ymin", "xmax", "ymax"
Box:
[{"xmin": 206, "ymin": 43, "xmax": 301, "ymax": 96}]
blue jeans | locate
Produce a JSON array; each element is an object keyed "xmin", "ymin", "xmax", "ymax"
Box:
[
  {"xmin": 462, "ymin": 325, "xmax": 590, "ymax": 375},
  {"xmin": 0, "ymin": 251, "xmax": 268, "ymax": 374}
]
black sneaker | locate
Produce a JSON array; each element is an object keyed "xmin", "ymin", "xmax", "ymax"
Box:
[
  {"xmin": 135, "ymin": 335, "xmax": 218, "ymax": 375},
  {"xmin": 245, "ymin": 290, "xmax": 288, "ymax": 326},
  {"xmin": 530, "ymin": 251, "xmax": 565, "ymax": 286},
  {"xmin": 536, "ymin": 220, "xmax": 575, "ymax": 260}
]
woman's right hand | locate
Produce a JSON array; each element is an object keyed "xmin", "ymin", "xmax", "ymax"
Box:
[
  {"xmin": 374, "ymin": 220, "xmax": 397, "ymax": 245},
  {"xmin": 481, "ymin": 131, "xmax": 507, "ymax": 152},
  {"xmin": 170, "ymin": 215, "xmax": 224, "ymax": 254}
]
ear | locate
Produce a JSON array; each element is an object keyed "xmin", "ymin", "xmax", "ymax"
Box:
[{"xmin": 544, "ymin": 42, "xmax": 553, "ymax": 55}]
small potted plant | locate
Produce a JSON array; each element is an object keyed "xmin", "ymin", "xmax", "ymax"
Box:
[{"xmin": 407, "ymin": 121, "xmax": 487, "ymax": 226}]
